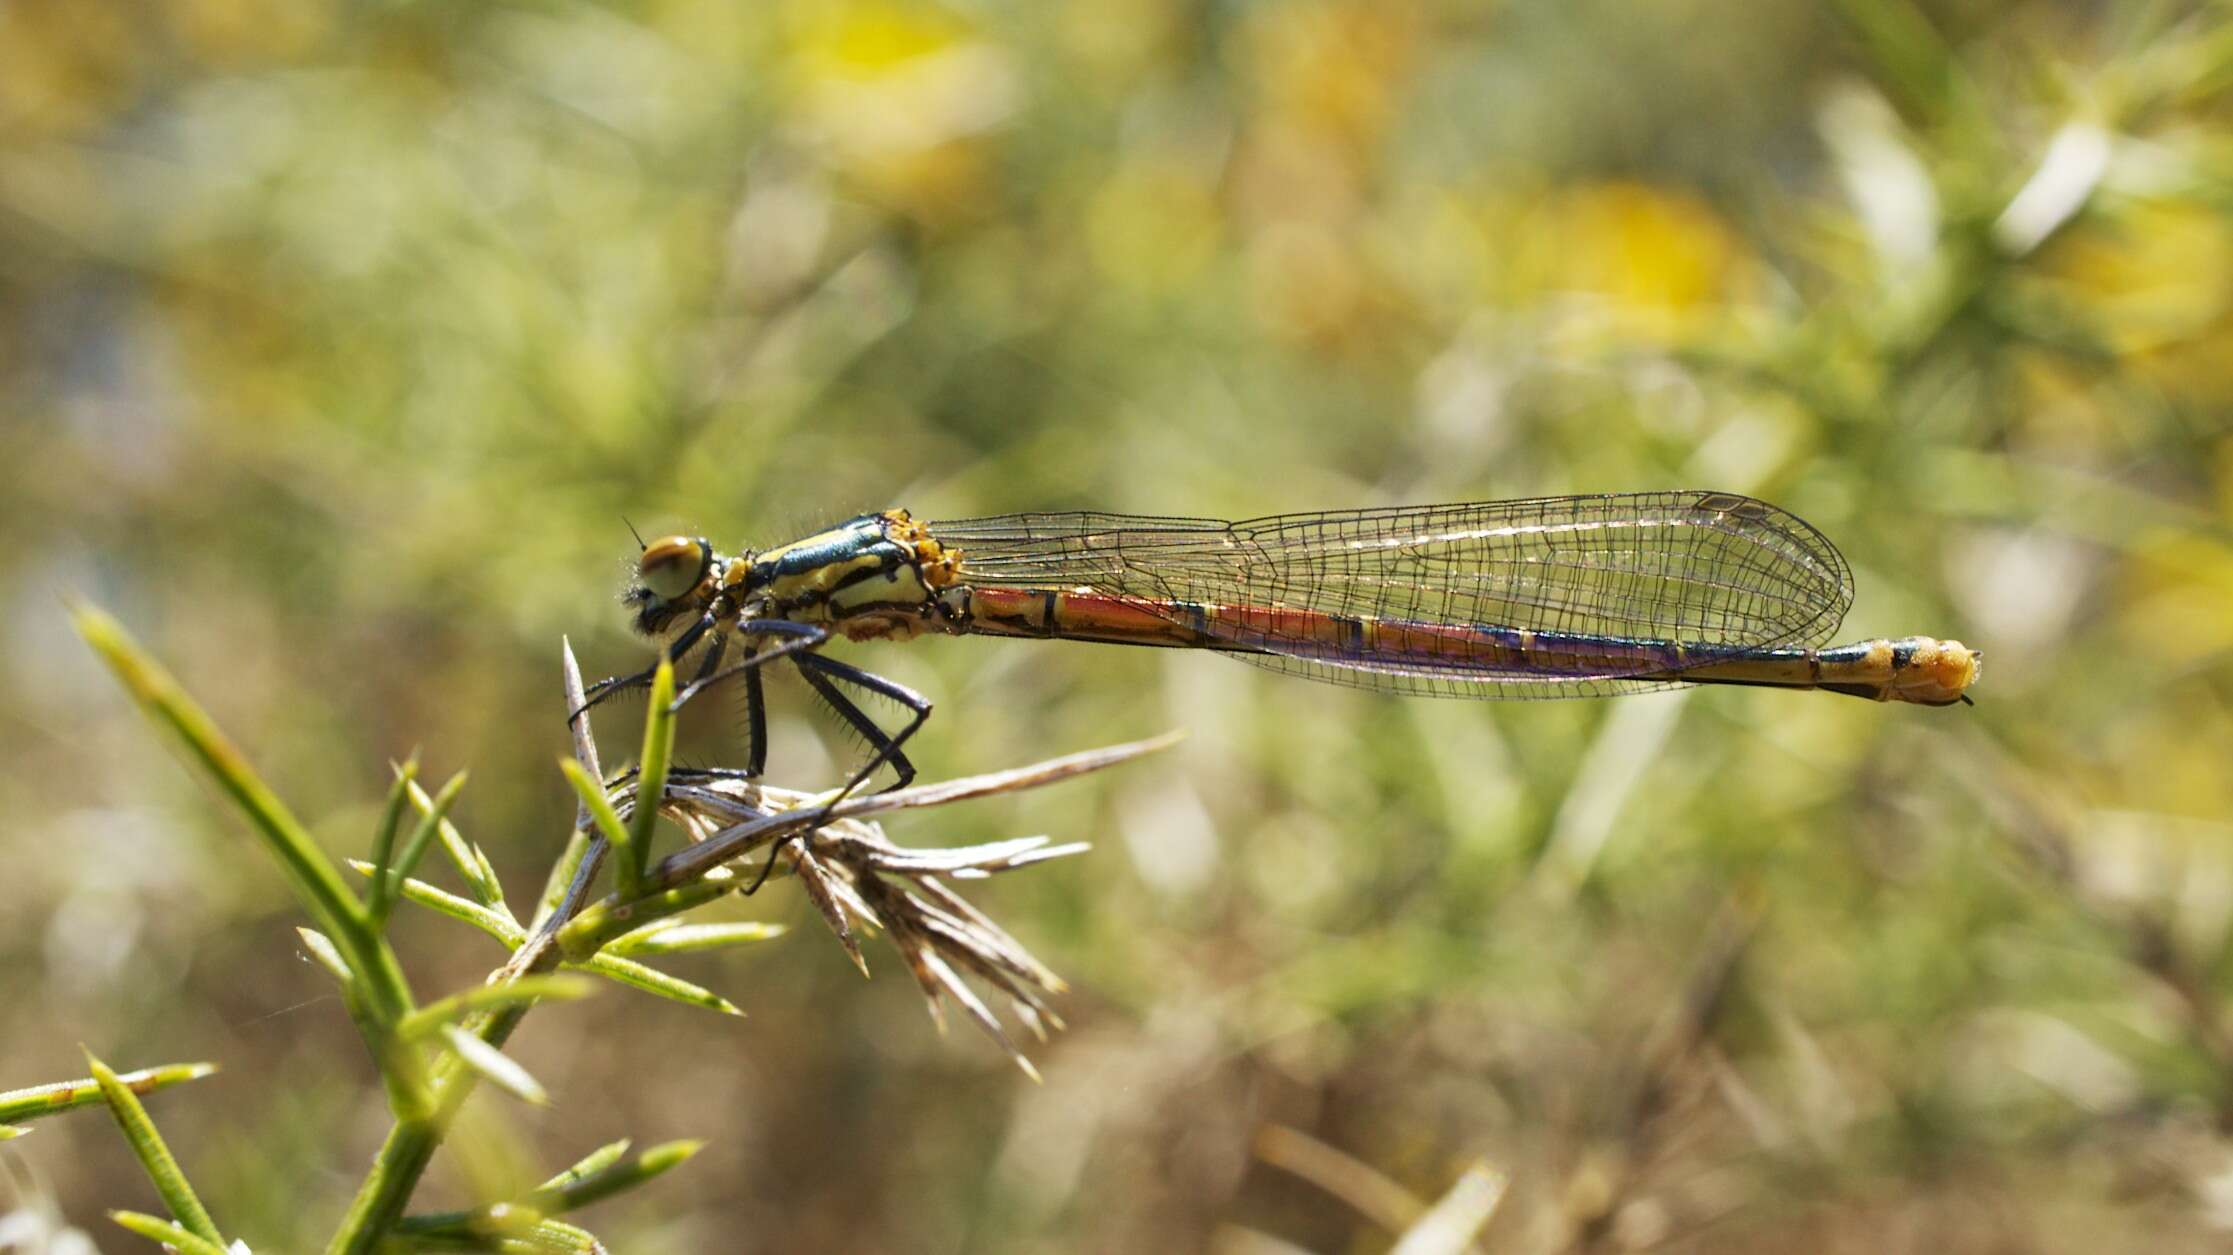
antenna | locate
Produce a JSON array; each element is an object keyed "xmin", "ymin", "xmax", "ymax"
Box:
[{"xmin": 623, "ymin": 515, "xmax": 646, "ymax": 548}]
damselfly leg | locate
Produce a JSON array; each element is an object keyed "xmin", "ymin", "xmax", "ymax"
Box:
[
  {"xmin": 643, "ymin": 621, "xmax": 930, "ymax": 798},
  {"xmin": 578, "ymin": 611, "xmax": 717, "ymax": 717},
  {"xmin": 671, "ymin": 620, "xmax": 830, "ymax": 710},
  {"xmin": 586, "ymin": 613, "xmax": 935, "ymax": 895},
  {"xmin": 733, "ymin": 653, "xmax": 934, "ymax": 894},
  {"xmin": 580, "ymin": 618, "xmax": 827, "ymax": 719},
  {"xmin": 794, "ymin": 653, "xmax": 931, "ymax": 792},
  {"xmin": 742, "ymin": 664, "xmax": 767, "ymax": 777}
]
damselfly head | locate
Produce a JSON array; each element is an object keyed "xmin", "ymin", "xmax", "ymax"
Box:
[{"xmin": 624, "ymin": 534, "xmax": 715, "ymax": 635}]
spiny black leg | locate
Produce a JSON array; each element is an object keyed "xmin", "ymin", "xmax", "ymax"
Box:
[
  {"xmin": 578, "ymin": 664, "xmax": 659, "ymax": 716},
  {"xmin": 576, "ymin": 612, "xmax": 716, "ymax": 719},
  {"xmin": 600, "ymin": 617, "xmax": 832, "ymax": 895},
  {"xmin": 743, "ymin": 663, "xmax": 768, "ymax": 778},
  {"xmin": 688, "ymin": 629, "xmax": 729, "ymax": 690},
  {"xmin": 794, "ymin": 653, "xmax": 931, "ymax": 793},
  {"xmin": 803, "ymin": 656, "xmax": 933, "ymax": 781},
  {"xmin": 669, "ymin": 620, "xmax": 827, "ymax": 777},
  {"xmin": 743, "ymin": 833, "xmax": 788, "ymax": 895},
  {"xmin": 739, "ymin": 655, "xmax": 934, "ymax": 897},
  {"xmin": 670, "ymin": 619, "xmax": 829, "ymax": 711},
  {"xmin": 655, "ymin": 628, "xmax": 736, "ymax": 770}
]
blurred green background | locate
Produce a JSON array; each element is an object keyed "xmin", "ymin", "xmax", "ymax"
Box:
[{"xmin": 5, "ymin": 0, "xmax": 2233, "ymax": 1249}]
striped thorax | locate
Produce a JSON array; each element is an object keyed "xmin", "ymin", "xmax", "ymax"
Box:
[{"xmin": 625, "ymin": 511, "xmax": 964, "ymax": 647}]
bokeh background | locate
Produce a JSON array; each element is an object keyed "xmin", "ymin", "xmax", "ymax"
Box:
[{"xmin": 5, "ymin": 0, "xmax": 2232, "ymax": 1249}]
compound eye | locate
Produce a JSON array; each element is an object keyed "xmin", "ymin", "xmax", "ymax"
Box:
[{"xmin": 638, "ymin": 536, "xmax": 710, "ymax": 602}]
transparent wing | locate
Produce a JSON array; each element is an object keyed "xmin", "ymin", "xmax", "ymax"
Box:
[
  {"xmin": 931, "ymin": 491, "xmax": 1854, "ymax": 699},
  {"xmin": 1224, "ymin": 650, "xmax": 1685, "ymax": 700}
]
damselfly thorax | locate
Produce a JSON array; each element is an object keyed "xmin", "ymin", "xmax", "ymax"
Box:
[{"xmin": 623, "ymin": 511, "xmax": 964, "ymax": 644}]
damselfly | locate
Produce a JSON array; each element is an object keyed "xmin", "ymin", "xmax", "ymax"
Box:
[{"xmin": 586, "ymin": 491, "xmax": 1978, "ymax": 804}]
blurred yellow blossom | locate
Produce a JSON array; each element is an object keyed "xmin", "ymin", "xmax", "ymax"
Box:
[
  {"xmin": 782, "ymin": 0, "xmax": 1016, "ymax": 223},
  {"xmin": 2119, "ymin": 529, "xmax": 2233, "ymax": 671},
  {"xmin": 1535, "ymin": 181, "xmax": 1765, "ymax": 344},
  {"xmin": 1240, "ymin": 0, "xmax": 1421, "ymax": 161},
  {"xmin": 2040, "ymin": 198, "xmax": 2233, "ymax": 403}
]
